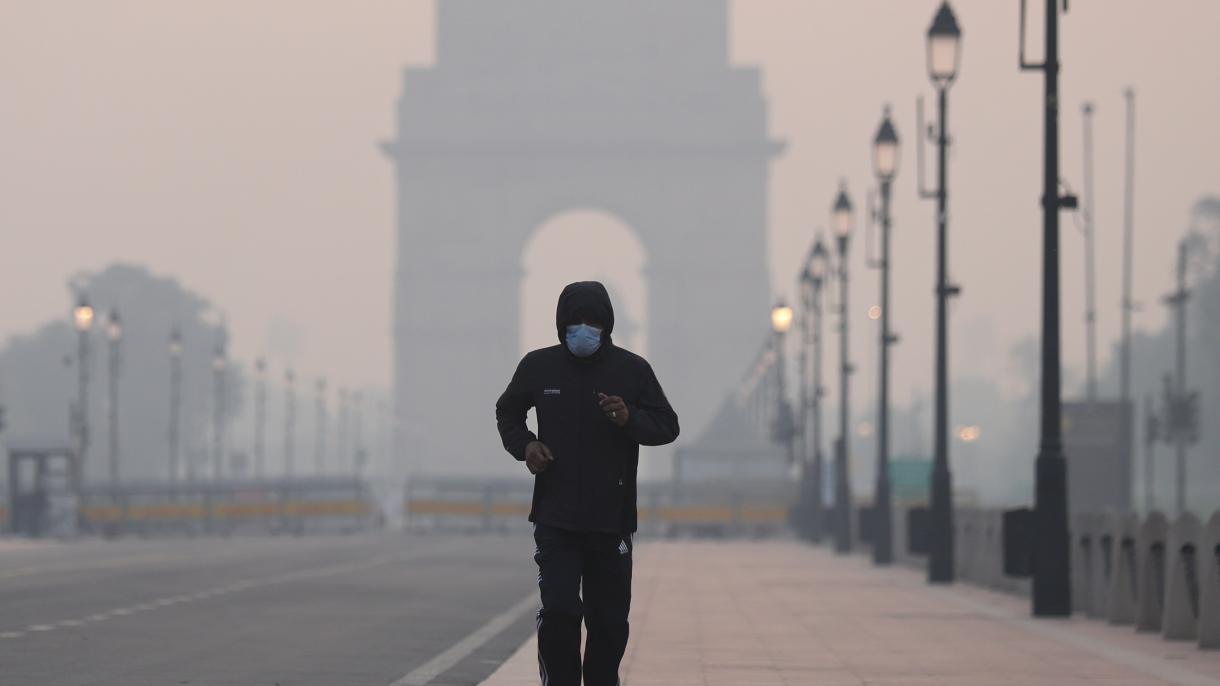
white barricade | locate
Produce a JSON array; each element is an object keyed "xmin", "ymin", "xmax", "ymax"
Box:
[
  {"xmin": 1106, "ymin": 512, "xmax": 1139, "ymax": 625},
  {"xmin": 1163, "ymin": 512, "xmax": 1202, "ymax": 640},
  {"xmin": 1136, "ymin": 511, "xmax": 1169, "ymax": 633},
  {"xmin": 1199, "ymin": 511, "xmax": 1220, "ymax": 649}
]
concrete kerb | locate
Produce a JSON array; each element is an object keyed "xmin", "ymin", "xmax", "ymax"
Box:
[
  {"xmin": 1107, "ymin": 511, "xmax": 1140, "ymax": 626},
  {"xmin": 1163, "ymin": 512, "xmax": 1203, "ymax": 641},
  {"xmin": 1199, "ymin": 511, "xmax": 1220, "ymax": 650},
  {"xmin": 1136, "ymin": 511, "xmax": 1169, "ymax": 633}
]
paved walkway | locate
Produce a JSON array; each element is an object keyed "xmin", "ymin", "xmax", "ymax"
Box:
[{"xmin": 481, "ymin": 539, "xmax": 1220, "ymax": 686}]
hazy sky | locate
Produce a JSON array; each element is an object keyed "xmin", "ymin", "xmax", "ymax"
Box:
[{"xmin": 2, "ymin": 1, "xmax": 1218, "ymax": 408}]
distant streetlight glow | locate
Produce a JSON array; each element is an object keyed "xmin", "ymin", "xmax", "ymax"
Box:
[
  {"xmin": 868, "ymin": 305, "xmax": 882, "ymax": 321},
  {"xmin": 771, "ymin": 302, "xmax": 794, "ymax": 334},
  {"xmin": 957, "ymin": 425, "xmax": 982, "ymax": 443},
  {"xmin": 106, "ymin": 309, "xmax": 122, "ymax": 342},
  {"xmin": 927, "ymin": 2, "xmax": 962, "ymax": 88},
  {"xmin": 832, "ymin": 183, "xmax": 854, "ymax": 241},
  {"xmin": 857, "ymin": 421, "xmax": 874, "ymax": 438},
  {"xmin": 74, "ymin": 298, "xmax": 94, "ymax": 332}
]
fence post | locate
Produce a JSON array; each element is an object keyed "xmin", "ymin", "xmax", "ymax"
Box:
[
  {"xmin": 1198, "ymin": 510, "xmax": 1220, "ymax": 649},
  {"xmin": 1163, "ymin": 512, "xmax": 1202, "ymax": 641},
  {"xmin": 1136, "ymin": 511, "xmax": 1169, "ymax": 633},
  {"xmin": 1107, "ymin": 512, "xmax": 1139, "ymax": 625},
  {"xmin": 1072, "ymin": 512, "xmax": 1094, "ymax": 615}
]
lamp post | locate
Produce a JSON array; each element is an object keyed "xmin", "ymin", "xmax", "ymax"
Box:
[
  {"xmin": 1081, "ymin": 102, "xmax": 1098, "ymax": 402},
  {"xmin": 919, "ymin": 0, "xmax": 961, "ymax": 584},
  {"xmin": 169, "ymin": 327, "xmax": 183, "ymax": 485},
  {"xmin": 832, "ymin": 183, "xmax": 855, "ymax": 554},
  {"xmin": 211, "ymin": 338, "xmax": 227, "ymax": 482},
  {"xmin": 106, "ymin": 309, "xmax": 122, "ymax": 492},
  {"xmin": 803, "ymin": 239, "xmax": 830, "ymax": 542},
  {"xmin": 770, "ymin": 302, "xmax": 796, "ymax": 474},
  {"xmin": 284, "ymin": 369, "xmax": 297, "ymax": 478},
  {"xmin": 352, "ymin": 391, "xmax": 367, "ymax": 481},
  {"xmin": 316, "ymin": 378, "xmax": 328, "ymax": 475},
  {"xmin": 254, "ymin": 358, "xmax": 267, "ymax": 480},
  {"xmin": 1020, "ymin": 0, "xmax": 1074, "ymax": 616},
  {"xmin": 72, "ymin": 295, "xmax": 94, "ymax": 495},
  {"xmin": 872, "ymin": 107, "xmax": 900, "ymax": 566}
]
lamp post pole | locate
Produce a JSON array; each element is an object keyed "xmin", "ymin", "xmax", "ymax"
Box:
[
  {"xmin": 72, "ymin": 296, "xmax": 94, "ymax": 497},
  {"xmin": 285, "ymin": 369, "xmax": 297, "ymax": 478},
  {"xmin": 807, "ymin": 244, "xmax": 828, "ymax": 543},
  {"xmin": 1121, "ymin": 88, "xmax": 1137, "ymax": 505},
  {"xmin": 212, "ymin": 339, "xmax": 226, "ymax": 483},
  {"xmin": 1082, "ymin": 102, "xmax": 1098, "ymax": 402},
  {"xmin": 1022, "ymin": 0, "xmax": 1073, "ymax": 616},
  {"xmin": 921, "ymin": 1, "xmax": 962, "ymax": 584},
  {"xmin": 771, "ymin": 303, "xmax": 795, "ymax": 483},
  {"xmin": 316, "ymin": 378, "xmax": 328, "ymax": 475},
  {"xmin": 254, "ymin": 359, "xmax": 267, "ymax": 480},
  {"xmin": 169, "ymin": 328, "xmax": 183, "ymax": 485},
  {"xmin": 106, "ymin": 309, "xmax": 122, "ymax": 493},
  {"xmin": 832, "ymin": 185, "xmax": 854, "ymax": 554},
  {"xmin": 872, "ymin": 108, "xmax": 900, "ymax": 566}
]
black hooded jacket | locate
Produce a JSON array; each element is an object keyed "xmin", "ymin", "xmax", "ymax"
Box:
[{"xmin": 495, "ymin": 281, "xmax": 680, "ymax": 533}]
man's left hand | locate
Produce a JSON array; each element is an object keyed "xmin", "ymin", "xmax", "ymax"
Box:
[{"xmin": 598, "ymin": 393, "xmax": 629, "ymax": 427}]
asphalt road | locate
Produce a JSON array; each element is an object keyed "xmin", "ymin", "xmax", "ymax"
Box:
[{"xmin": 0, "ymin": 532, "xmax": 539, "ymax": 686}]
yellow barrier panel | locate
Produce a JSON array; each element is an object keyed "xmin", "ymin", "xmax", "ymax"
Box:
[
  {"xmin": 282, "ymin": 500, "xmax": 368, "ymax": 517},
  {"xmin": 83, "ymin": 506, "xmax": 124, "ymax": 523},
  {"xmin": 127, "ymin": 504, "xmax": 207, "ymax": 521},
  {"xmin": 407, "ymin": 500, "xmax": 486, "ymax": 516},
  {"xmin": 489, "ymin": 502, "xmax": 531, "ymax": 517}
]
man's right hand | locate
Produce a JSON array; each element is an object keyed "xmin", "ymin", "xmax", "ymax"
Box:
[{"xmin": 525, "ymin": 441, "xmax": 554, "ymax": 474}]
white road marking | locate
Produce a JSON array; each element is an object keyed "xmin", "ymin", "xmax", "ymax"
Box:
[
  {"xmin": 0, "ymin": 538, "xmax": 473, "ymax": 640},
  {"xmin": 389, "ymin": 593, "xmax": 537, "ymax": 686}
]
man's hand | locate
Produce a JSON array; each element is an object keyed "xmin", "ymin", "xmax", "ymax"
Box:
[
  {"xmin": 525, "ymin": 441, "xmax": 554, "ymax": 474},
  {"xmin": 598, "ymin": 393, "xmax": 629, "ymax": 428}
]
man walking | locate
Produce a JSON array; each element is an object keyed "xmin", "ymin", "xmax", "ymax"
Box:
[{"xmin": 496, "ymin": 281, "xmax": 679, "ymax": 686}]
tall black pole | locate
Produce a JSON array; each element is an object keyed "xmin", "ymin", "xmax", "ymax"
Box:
[
  {"xmin": 835, "ymin": 233, "xmax": 852, "ymax": 554},
  {"xmin": 874, "ymin": 178, "xmax": 894, "ymax": 565},
  {"xmin": 107, "ymin": 311, "xmax": 121, "ymax": 492},
  {"xmin": 1170, "ymin": 241, "xmax": 1188, "ymax": 515},
  {"xmin": 285, "ymin": 370, "xmax": 297, "ymax": 478},
  {"xmin": 169, "ymin": 330, "xmax": 182, "ymax": 485},
  {"xmin": 254, "ymin": 359, "xmax": 267, "ymax": 479},
  {"xmin": 811, "ymin": 273, "xmax": 826, "ymax": 542},
  {"xmin": 928, "ymin": 85, "xmax": 955, "ymax": 584},
  {"xmin": 316, "ymin": 378, "xmax": 328, "ymax": 475},
  {"xmin": 1082, "ymin": 102, "xmax": 1098, "ymax": 401},
  {"xmin": 1121, "ymin": 88, "xmax": 1136, "ymax": 502},
  {"xmin": 212, "ymin": 343, "xmax": 226, "ymax": 483},
  {"xmin": 1031, "ymin": 0, "xmax": 1072, "ymax": 617},
  {"xmin": 797, "ymin": 287, "xmax": 813, "ymax": 541}
]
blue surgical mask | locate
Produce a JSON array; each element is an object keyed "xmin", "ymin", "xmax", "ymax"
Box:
[{"xmin": 565, "ymin": 323, "xmax": 603, "ymax": 358}]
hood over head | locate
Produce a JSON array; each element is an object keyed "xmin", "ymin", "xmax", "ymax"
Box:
[{"xmin": 555, "ymin": 281, "xmax": 615, "ymax": 348}]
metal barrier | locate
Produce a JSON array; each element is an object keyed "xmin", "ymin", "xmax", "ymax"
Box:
[
  {"xmin": 1163, "ymin": 512, "xmax": 1202, "ymax": 641},
  {"xmin": 403, "ymin": 476, "xmax": 795, "ymax": 537}
]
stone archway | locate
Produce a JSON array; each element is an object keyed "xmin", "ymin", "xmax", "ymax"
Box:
[{"xmin": 384, "ymin": 0, "xmax": 782, "ymax": 477}]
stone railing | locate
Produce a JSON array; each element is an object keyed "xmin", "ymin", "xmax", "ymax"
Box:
[{"xmin": 888, "ymin": 505, "xmax": 1220, "ymax": 651}]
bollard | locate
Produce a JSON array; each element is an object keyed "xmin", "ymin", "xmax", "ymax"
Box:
[
  {"xmin": 1198, "ymin": 510, "xmax": 1220, "ymax": 649},
  {"xmin": 1136, "ymin": 511, "xmax": 1169, "ymax": 633},
  {"xmin": 1090, "ymin": 511, "xmax": 1116, "ymax": 620},
  {"xmin": 1107, "ymin": 512, "xmax": 1139, "ymax": 625},
  {"xmin": 1163, "ymin": 512, "xmax": 1202, "ymax": 641},
  {"xmin": 1072, "ymin": 512, "xmax": 1095, "ymax": 615}
]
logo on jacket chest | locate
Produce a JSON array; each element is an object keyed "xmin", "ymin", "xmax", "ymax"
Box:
[{"xmin": 542, "ymin": 389, "xmax": 561, "ymax": 396}]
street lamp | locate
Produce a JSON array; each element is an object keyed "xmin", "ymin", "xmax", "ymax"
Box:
[
  {"xmin": 871, "ymin": 106, "xmax": 900, "ymax": 566},
  {"xmin": 254, "ymin": 358, "xmax": 267, "ymax": 479},
  {"xmin": 770, "ymin": 301, "xmax": 796, "ymax": 482},
  {"xmin": 1020, "ymin": 0, "xmax": 1074, "ymax": 616},
  {"xmin": 106, "ymin": 309, "xmax": 122, "ymax": 492},
  {"xmin": 919, "ymin": 0, "xmax": 962, "ymax": 585},
  {"xmin": 316, "ymin": 377, "xmax": 328, "ymax": 475},
  {"xmin": 800, "ymin": 239, "xmax": 830, "ymax": 542},
  {"xmin": 72, "ymin": 295, "xmax": 94, "ymax": 495},
  {"xmin": 284, "ymin": 368, "xmax": 297, "ymax": 478},
  {"xmin": 212, "ymin": 338, "xmax": 227, "ymax": 482},
  {"xmin": 832, "ymin": 182, "xmax": 855, "ymax": 554},
  {"xmin": 169, "ymin": 327, "xmax": 183, "ymax": 486}
]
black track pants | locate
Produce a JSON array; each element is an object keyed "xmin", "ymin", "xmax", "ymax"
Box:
[{"xmin": 533, "ymin": 523, "xmax": 632, "ymax": 686}]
